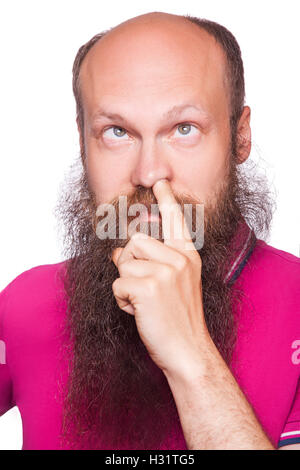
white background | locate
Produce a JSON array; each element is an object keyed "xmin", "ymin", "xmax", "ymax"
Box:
[{"xmin": 0, "ymin": 0, "xmax": 299, "ymax": 450}]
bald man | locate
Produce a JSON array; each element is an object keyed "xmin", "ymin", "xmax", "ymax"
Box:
[{"xmin": 0, "ymin": 12, "xmax": 299, "ymax": 450}]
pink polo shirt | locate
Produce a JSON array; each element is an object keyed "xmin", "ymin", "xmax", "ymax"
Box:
[{"xmin": 0, "ymin": 223, "xmax": 299, "ymax": 449}]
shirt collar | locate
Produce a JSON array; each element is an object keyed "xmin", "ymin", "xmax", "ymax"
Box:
[{"xmin": 223, "ymin": 219, "xmax": 257, "ymax": 286}]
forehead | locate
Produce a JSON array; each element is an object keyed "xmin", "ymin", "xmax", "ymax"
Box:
[{"xmin": 79, "ymin": 19, "xmax": 229, "ymax": 122}]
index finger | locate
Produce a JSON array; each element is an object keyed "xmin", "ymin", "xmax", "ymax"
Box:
[{"xmin": 152, "ymin": 179, "xmax": 195, "ymax": 252}]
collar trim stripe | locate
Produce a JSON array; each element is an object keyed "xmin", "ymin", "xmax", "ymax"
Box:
[{"xmin": 223, "ymin": 225, "xmax": 257, "ymax": 286}]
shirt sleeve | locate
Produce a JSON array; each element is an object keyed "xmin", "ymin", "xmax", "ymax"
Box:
[
  {"xmin": 278, "ymin": 378, "xmax": 300, "ymax": 448},
  {"xmin": 0, "ymin": 284, "xmax": 15, "ymax": 416}
]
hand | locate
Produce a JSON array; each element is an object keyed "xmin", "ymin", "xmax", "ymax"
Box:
[{"xmin": 112, "ymin": 179, "xmax": 208, "ymax": 376}]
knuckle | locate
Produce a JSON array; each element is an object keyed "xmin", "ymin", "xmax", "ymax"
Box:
[
  {"xmin": 112, "ymin": 278, "xmax": 120, "ymax": 292},
  {"xmin": 118, "ymin": 260, "xmax": 128, "ymax": 276},
  {"xmin": 131, "ymin": 232, "xmax": 147, "ymax": 244},
  {"xmin": 190, "ymin": 251, "xmax": 202, "ymax": 268},
  {"xmin": 127, "ymin": 233, "xmax": 145, "ymax": 253},
  {"xmin": 175, "ymin": 254, "xmax": 189, "ymax": 271},
  {"xmin": 159, "ymin": 264, "xmax": 174, "ymax": 281}
]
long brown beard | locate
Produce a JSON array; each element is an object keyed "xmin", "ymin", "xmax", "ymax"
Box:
[{"xmin": 55, "ymin": 149, "xmax": 274, "ymax": 449}]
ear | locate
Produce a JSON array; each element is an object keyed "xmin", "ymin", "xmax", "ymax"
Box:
[
  {"xmin": 236, "ymin": 106, "xmax": 251, "ymax": 164},
  {"xmin": 76, "ymin": 116, "xmax": 84, "ymax": 156}
]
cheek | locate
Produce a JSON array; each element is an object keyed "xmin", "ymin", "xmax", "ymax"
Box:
[
  {"xmin": 176, "ymin": 144, "xmax": 229, "ymax": 203},
  {"xmin": 85, "ymin": 140, "xmax": 132, "ymax": 204}
]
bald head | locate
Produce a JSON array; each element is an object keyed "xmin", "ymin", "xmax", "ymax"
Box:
[
  {"xmin": 102, "ymin": 11, "xmax": 218, "ymax": 42},
  {"xmin": 73, "ymin": 12, "xmax": 246, "ymax": 149},
  {"xmin": 107, "ymin": 11, "xmax": 195, "ymax": 31},
  {"xmin": 79, "ymin": 11, "xmax": 229, "ymax": 127}
]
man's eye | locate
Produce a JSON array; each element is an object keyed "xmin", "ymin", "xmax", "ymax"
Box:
[
  {"xmin": 174, "ymin": 123, "xmax": 199, "ymax": 137},
  {"xmin": 103, "ymin": 126, "xmax": 128, "ymax": 139},
  {"xmin": 102, "ymin": 123, "xmax": 199, "ymax": 140}
]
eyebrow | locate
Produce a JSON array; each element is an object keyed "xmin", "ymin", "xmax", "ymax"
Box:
[{"xmin": 91, "ymin": 104, "xmax": 213, "ymax": 127}]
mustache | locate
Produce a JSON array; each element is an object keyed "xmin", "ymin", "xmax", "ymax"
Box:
[
  {"xmin": 102, "ymin": 185, "xmax": 201, "ymax": 211},
  {"xmin": 92, "ymin": 185, "xmax": 205, "ymax": 247}
]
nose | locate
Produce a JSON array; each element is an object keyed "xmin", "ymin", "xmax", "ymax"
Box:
[{"xmin": 130, "ymin": 140, "xmax": 173, "ymax": 188}]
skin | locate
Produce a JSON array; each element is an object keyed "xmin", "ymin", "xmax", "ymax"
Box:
[
  {"xmin": 75, "ymin": 12, "xmax": 290, "ymax": 449},
  {"xmin": 78, "ymin": 13, "xmax": 251, "ymax": 206}
]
